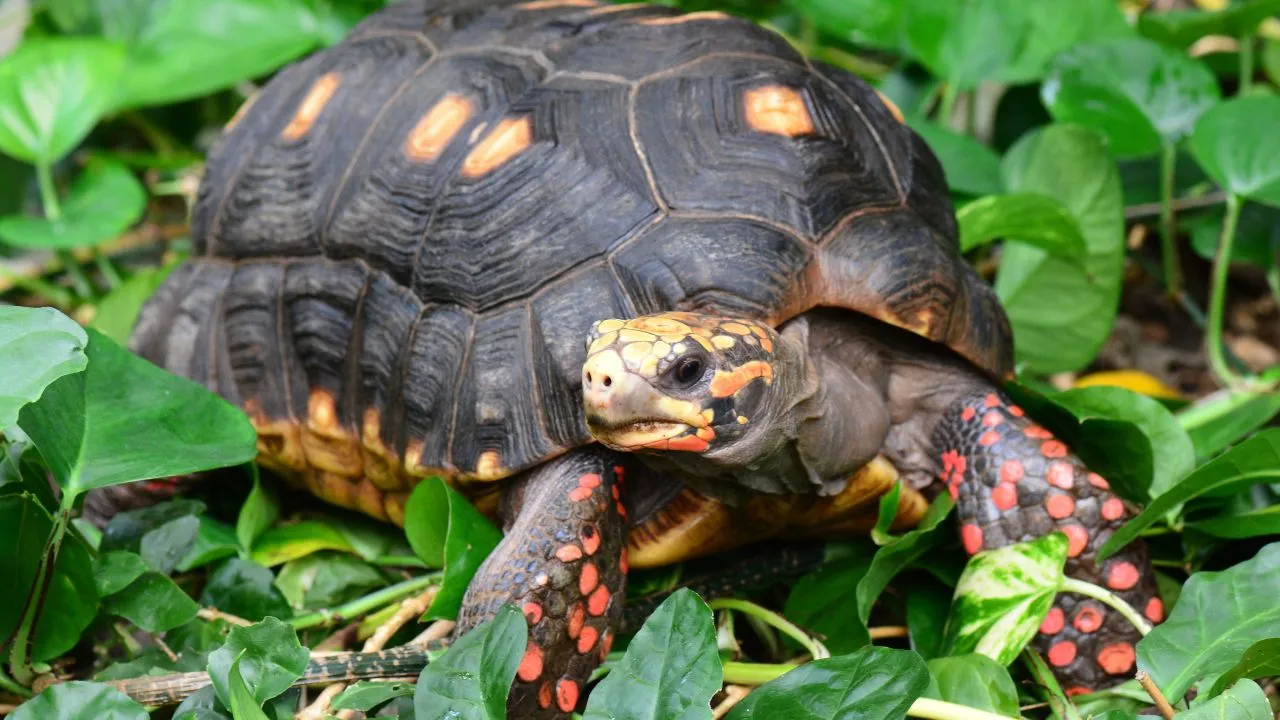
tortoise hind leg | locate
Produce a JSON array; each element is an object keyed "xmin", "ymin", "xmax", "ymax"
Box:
[
  {"xmin": 455, "ymin": 447, "xmax": 628, "ymax": 718},
  {"xmin": 932, "ymin": 389, "xmax": 1162, "ymax": 695}
]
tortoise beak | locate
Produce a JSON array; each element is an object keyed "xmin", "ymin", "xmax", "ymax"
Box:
[{"xmin": 583, "ymin": 349, "xmax": 707, "ymax": 451}]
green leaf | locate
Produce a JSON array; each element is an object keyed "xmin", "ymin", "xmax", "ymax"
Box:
[
  {"xmin": 0, "ymin": 305, "xmax": 88, "ymax": 429},
  {"xmin": 250, "ymin": 519, "xmax": 357, "ymax": 567},
  {"xmin": 0, "ymin": 493, "xmax": 97, "ymax": 662},
  {"xmin": 583, "ymin": 588, "xmax": 722, "ymax": 720},
  {"xmin": 907, "ymin": 119, "xmax": 1003, "ymax": 197},
  {"xmin": 0, "ymin": 38, "xmax": 126, "ymax": 164},
  {"xmin": 1138, "ymin": 0, "xmax": 1280, "ymax": 49},
  {"xmin": 995, "ymin": 124, "xmax": 1126, "ymax": 374},
  {"xmin": 1207, "ymin": 639, "xmax": 1280, "ymax": 698},
  {"xmin": 177, "ymin": 516, "xmax": 241, "ymax": 572},
  {"xmin": 0, "ymin": 157, "xmax": 146, "ymax": 249},
  {"xmin": 790, "ymin": 0, "xmax": 903, "ymax": 51},
  {"xmin": 903, "ymin": 0, "xmax": 1019, "ymax": 91},
  {"xmin": 957, "ymin": 193, "xmax": 1087, "ymax": 259},
  {"xmin": 103, "ymin": 571, "xmax": 199, "ymax": 632},
  {"xmin": 941, "ymin": 533, "xmax": 1070, "ymax": 666},
  {"xmin": 404, "ymin": 476, "xmax": 502, "ymax": 621},
  {"xmin": 997, "ymin": 0, "xmax": 1133, "ymax": 85},
  {"xmin": 331, "ymin": 681, "xmax": 415, "ymax": 712},
  {"xmin": 726, "ymin": 646, "xmax": 929, "ymax": 720},
  {"xmin": 1137, "ymin": 541, "xmax": 1280, "ymax": 700},
  {"xmin": 110, "ymin": 0, "xmax": 323, "ymax": 110},
  {"xmin": 91, "ymin": 262, "xmax": 181, "ymax": 346},
  {"xmin": 201, "ymin": 558, "xmax": 294, "ymax": 622},
  {"xmin": 207, "ymin": 617, "xmax": 309, "ymax": 709},
  {"xmin": 274, "ymin": 552, "xmax": 387, "ymax": 610},
  {"xmin": 95, "ymin": 550, "xmax": 149, "ymax": 597},
  {"xmin": 9, "ymin": 681, "xmax": 148, "ymax": 720},
  {"xmin": 784, "ymin": 548, "xmax": 873, "ymax": 654},
  {"xmin": 141, "ymin": 514, "xmax": 201, "ymax": 574},
  {"xmin": 871, "ymin": 482, "xmax": 901, "ymax": 545},
  {"xmin": 413, "ymin": 604, "xmax": 527, "ymax": 720},
  {"xmin": 1187, "ymin": 504, "xmax": 1280, "ymax": 539},
  {"xmin": 1098, "ymin": 430, "xmax": 1280, "ymax": 560},
  {"xmin": 1189, "ymin": 95, "xmax": 1280, "ymax": 207},
  {"xmin": 101, "ymin": 499, "xmax": 205, "ymax": 553},
  {"xmin": 904, "ymin": 576, "xmax": 951, "ymax": 661},
  {"xmin": 236, "ymin": 469, "xmax": 277, "ymax": 553},
  {"xmin": 17, "ymin": 328, "xmax": 257, "ymax": 504},
  {"xmin": 1178, "ymin": 680, "xmax": 1272, "ymax": 720},
  {"xmin": 857, "ymin": 493, "xmax": 954, "ymax": 624},
  {"xmin": 1183, "ymin": 386, "xmax": 1280, "ymax": 460},
  {"xmin": 226, "ymin": 651, "xmax": 272, "ymax": 720},
  {"xmin": 924, "ymin": 655, "xmax": 1020, "ymax": 717},
  {"xmin": 1043, "ymin": 38, "xmax": 1220, "ymax": 157},
  {"xmin": 1188, "ymin": 202, "xmax": 1279, "ymax": 271}
]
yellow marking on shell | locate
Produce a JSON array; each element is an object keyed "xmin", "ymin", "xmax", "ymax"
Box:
[
  {"xmin": 361, "ymin": 408, "xmax": 405, "ymax": 491},
  {"xmin": 462, "ymin": 116, "xmax": 533, "ymax": 178},
  {"xmin": 474, "ymin": 450, "xmax": 504, "ymax": 481},
  {"xmin": 721, "ymin": 322, "xmax": 752, "ymax": 335},
  {"xmin": 588, "ymin": 330, "xmax": 618, "ymax": 356},
  {"xmin": 639, "ymin": 10, "xmax": 731, "ymax": 24},
  {"xmin": 282, "ymin": 72, "xmax": 342, "ymax": 140},
  {"xmin": 750, "ymin": 325, "xmax": 769, "ymax": 339},
  {"xmin": 737, "ymin": 415, "xmax": 748, "ymax": 424},
  {"xmin": 405, "ymin": 93, "xmax": 475, "ymax": 162},
  {"xmin": 743, "ymin": 85, "xmax": 814, "ymax": 138},
  {"xmin": 384, "ymin": 491, "xmax": 409, "ymax": 526},
  {"xmin": 247, "ymin": 414, "xmax": 306, "ymax": 471},
  {"xmin": 620, "ymin": 341, "xmax": 653, "ymax": 370},
  {"xmin": 874, "ymin": 89, "xmax": 905, "ymax": 124},
  {"xmin": 302, "ymin": 389, "xmax": 363, "ymax": 476},
  {"xmin": 225, "ymin": 89, "xmax": 261, "ymax": 133},
  {"xmin": 711, "ymin": 334, "xmax": 736, "ymax": 350},
  {"xmin": 309, "ymin": 389, "xmax": 337, "ymax": 430},
  {"xmin": 760, "ymin": 335, "xmax": 774, "ymax": 352},
  {"xmin": 595, "ymin": 318, "xmax": 626, "ymax": 334}
]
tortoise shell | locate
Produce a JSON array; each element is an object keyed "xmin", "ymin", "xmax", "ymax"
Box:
[{"xmin": 130, "ymin": 0, "xmax": 1012, "ymax": 523}]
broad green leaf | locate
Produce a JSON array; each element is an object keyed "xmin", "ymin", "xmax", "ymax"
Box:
[
  {"xmin": 784, "ymin": 548, "xmax": 873, "ymax": 654},
  {"xmin": 997, "ymin": 0, "xmax": 1132, "ymax": 84},
  {"xmin": 331, "ymin": 681, "xmax": 415, "ymax": 712},
  {"xmin": 177, "ymin": 516, "xmax": 241, "ymax": 572},
  {"xmin": 10, "ymin": 681, "xmax": 148, "ymax": 720},
  {"xmin": 856, "ymin": 493, "xmax": 954, "ymax": 624},
  {"xmin": 207, "ymin": 617, "xmax": 309, "ymax": 709},
  {"xmin": 903, "ymin": 576, "xmax": 951, "ymax": 661},
  {"xmin": 907, "ymin": 119, "xmax": 1003, "ymax": 197},
  {"xmin": 1188, "ymin": 95, "xmax": 1280, "ymax": 207},
  {"xmin": 941, "ymin": 533, "xmax": 1070, "ymax": 666},
  {"xmin": 274, "ymin": 552, "xmax": 387, "ymax": 610},
  {"xmin": 250, "ymin": 519, "xmax": 356, "ymax": 567},
  {"xmin": 91, "ymin": 262, "xmax": 181, "ymax": 346},
  {"xmin": 17, "ymin": 328, "xmax": 257, "ymax": 503},
  {"xmin": 995, "ymin": 124, "xmax": 1126, "ymax": 374},
  {"xmin": 227, "ymin": 652, "xmax": 272, "ymax": 720},
  {"xmin": 1188, "ymin": 202, "xmax": 1280, "ymax": 271},
  {"xmin": 404, "ymin": 476, "xmax": 502, "ymax": 621},
  {"xmin": 141, "ymin": 514, "xmax": 200, "ymax": 573},
  {"xmin": 726, "ymin": 646, "xmax": 929, "ymax": 720},
  {"xmin": 1188, "ymin": 504, "xmax": 1280, "ymax": 539},
  {"xmin": 957, "ymin": 193, "xmax": 1087, "ymax": 259},
  {"xmin": 101, "ymin": 499, "xmax": 205, "ymax": 553},
  {"xmin": 0, "ymin": 305, "xmax": 88, "ymax": 429},
  {"xmin": 1178, "ymin": 679, "xmax": 1271, "ymax": 720},
  {"xmin": 94, "ymin": 550, "xmax": 149, "ymax": 596},
  {"xmin": 924, "ymin": 655, "xmax": 1020, "ymax": 717},
  {"xmin": 413, "ymin": 605, "xmax": 527, "ymax": 720},
  {"xmin": 1137, "ymin": 541, "xmax": 1280, "ymax": 700},
  {"xmin": 236, "ymin": 467, "xmax": 278, "ymax": 552},
  {"xmin": 0, "ymin": 157, "xmax": 146, "ymax": 249},
  {"xmin": 0, "ymin": 493, "xmax": 97, "ymax": 662},
  {"xmin": 871, "ymin": 482, "xmax": 902, "ymax": 545},
  {"xmin": 1043, "ymin": 37, "xmax": 1220, "ymax": 157},
  {"xmin": 790, "ymin": 0, "xmax": 902, "ymax": 50},
  {"xmin": 583, "ymin": 588, "xmax": 722, "ymax": 720},
  {"xmin": 902, "ymin": 0, "xmax": 1022, "ymax": 91},
  {"xmin": 0, "ymin": 38, "xmax": 126, "ymax": 164},
  {"xmin": 1207, "ymin": 639, "xmax": 1280, "ymax": 698},
  {"xmin": 110, "ymin": 0, "xmax": 323, "ymax": 110},
  {"xmin": 172, "ymin": 685, "xmax": 229, "ymax": 720},
  {"xmin": 1138, "ymin": 0, "xmax": 1280, "ymax": 49},
  {"xmin": 1098, "ymin": 430, "xmax": 1280, "ymax": 560},
  {"xmin": 201, "ymin": 558, "xmax": 293, "ymax": 622},
  {"xmin": 1181, "ymin": 376, "xmax": 1280, "ymax": 460},
  {"xmin": 103, "ymin": 570, "xmax": 200, "ymax": 632}
]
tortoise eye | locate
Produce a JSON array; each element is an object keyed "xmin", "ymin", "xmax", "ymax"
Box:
[{"xmin": 671, "ymin": 355, "xmax": 705, "ymax": 387}]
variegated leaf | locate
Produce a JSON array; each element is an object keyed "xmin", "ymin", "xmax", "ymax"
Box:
[{"xmin": 940, "ymin": 532, "xmax": 1069, "ymax": 665}]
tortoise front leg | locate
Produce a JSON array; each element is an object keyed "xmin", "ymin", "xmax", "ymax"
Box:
[
  {"xmin": 933, "ymin": 389, "xmax": 1163, "ymax": 694},
  {"xmin": 455, "ymin": 447, "xmax": 628, "ymax": 718}
]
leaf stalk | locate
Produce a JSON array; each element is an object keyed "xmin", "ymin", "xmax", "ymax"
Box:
[
  {"xmin": 1059, "ymin": 577, "xmax": 1152, "ymax": 636},
  {"xmin": 707, "ymin": 598, "xmax": 829, "ymax": 660},
  {"xmin": 1157, "ymin": 142, "xmax": 1181, "ymax": 297},
  {"xmin": 287, "ymin": 573, "xmax": 440, "ymax": 631}
]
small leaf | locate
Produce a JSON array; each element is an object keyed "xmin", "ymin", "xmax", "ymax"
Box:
[
  {"xmin": 1189, "ymin": 95, "xmax": 1280, "ymax": 208},
  {"xmin": 871, "ymin": 482, "xmax": 901, "ymax": 545},
  {"xmin": 201, "ymin": 558, "xmax": 293, "ymax": 622},
  {"xmin": 0, "ymin": 305, "xmax": 88, "ymax": 429},
  {"xmin": 274, "ymin": 552, "xmax": 388, "ymax": 610},
  {"xmin": 1138, "ymin": 0, "xmax": 1280, "ymax": 49},
  {"xmin": 1178, "ymin": 680, "xmax": 1271, "ymax": 720},
  {"xmin": 941, "ymin": 533, "xmax": 1069, "ymax": 666},
  {"xmin": 331, "ymin": 681, "xmax": 415, "ymax": 712},
  {"xmin": 226, "ymin": 651, "xmax": 272, "ymax": 720},
  {"xmin": 1207, "ymin": 639, "xmax": 1280, "ymax": 698},
  {"xmin": 207, "ymin": 617, "xmax": 309, "ymax": 709},
  {"xmin": 726, "ymin": 646, "xmax": 929, "ymax": 720},
  {"xmin": 250, "ymin": 519, "xmax": 357, "ymax": 567},
  {"xmin": 17, "ymin": 328, "xmax": 258, "ymax": 503},
  {"xmin": 907, "ymin": 119, "xmax": 1004, "ymax": 197},
  {"xmin": 903, "ymin": 0, "xmax": 1023, "ymax": 91},
  {"xmin": 583, "ymin": 588, "xmax": 722, "ymax": 720},
  {"xmin": 103, "ymin": 571, "xmax": 199, "ymax": 632},
  {"xmin": 857, "ymin": 493, "xmax": 954, "ymax": 624},
  {"xmin": 0, "ymin": 38, "xmax": 126, "ymax": 164},
  {"xmin": 957, "ymin": 192, "xmax": 1088, "ymax": 259},
  {"xmin": 141, "ymin": 514, "xmax": 201, "ymax": 574},
  {"xmin": 9, "ymin": 681, "xmax": 148, "ymax": 720},
  {"xmin": 101, "ymin": 499, "xmax": 206, "ymax": 553},
  {"xmin": 177, "ymin": 516, "xmax": 241, "ymax": 572},
  {"xmin": 904, "ymin": 576, "xmax": 952, "ymax": 661},
  {"xmin": 413, "ymin": 604, "xmax": 527, "ymax": 720},
  {"xmin": 784, "ymin": 548, "xmax": 874, "ymax": 654},
  {"xmin": 1136, "ymin": 541, "xmax": 1280, "ymax": 700},
  {"xmin": 1187, "ymin": 504, "xmax": 1280, "ymax": 539},
  {"xmin": 1182, "ymin": 384, "xmax": 1280, "ymax": 459},
  {"xmin": 0, "ymin": 157, "xmax": 147, "ymax": 249},
  {"xmin": 236, "ymin": 467, "xmax": 278, "ymax": 552},
  {"xmin": 404, "ymin": 476, "xmax": 503, "ymax": 621},
  {"xmin": 91, "ymin": 262, "xmax": 181, "ymax": 346},
  {"xmin": 1098, "ymin": 430, "xmax": 1280, "ymax": 560},
  {"xmin": 94, "ymin": 550, "xmax": 149, "ymax": 596},
  {"xmin": 924, "ymin": 655, "xmax": 1020, "ymax": 717}
]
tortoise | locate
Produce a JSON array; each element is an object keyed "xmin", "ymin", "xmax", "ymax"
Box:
[{"xmin": 124, "ymin": 0, "xmax": 1162, "ymax": 715}]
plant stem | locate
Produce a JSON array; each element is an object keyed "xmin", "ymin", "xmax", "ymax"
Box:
[
  {"xmin": 0, "ymin": 265, "xmax": 75, "ymax": 307},
  {"xmin": 1206, "ymin": 193, "xmax": 1248, "ymax": 390},
  {"xmin": 1157, "ymin": 141, "xmax": 1182, "ymax": 297},
  {"xmin": 1060, "ymin": 577, "xmax": 1152, "ymax": 636},
  {"xmin": 94, "ymin": 251, "xmax": 123, "ymax": 290},
  {"xmin": 0, "ymin": 666, "xmax": 32, "ymax": 698},
  {"xmin": 720, "ymin": 660, "xmax": 795, "ymax": 685},
  {"xmin": 1239, "ymin": 33, "xmax": 1255, "ymax": 95},
  {"xmin": 288, "ymin": 573, "xmax": 440, "ymax": 631},
  {"xmin": 908, "ymin": 697, "xmax": 1017, "ymax": 720},
  {"xmin": 707, "ymin": 598, "xmax": 829, "ymax": 660},
  {"xmin": 35, "ymin": 162, "xmax": 61, "ymax": 222},
  {"xmin": 8, "ymin": 509, "xmax": 71, "ymax": 685},
  {"xmin": 937, "ymin": 84, "xmax": 959, "ymax": 129}
]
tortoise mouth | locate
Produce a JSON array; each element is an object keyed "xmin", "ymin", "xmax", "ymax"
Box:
[{"xmin": 586, "ymin": 416, "xmax": 692, "ymax": 450}]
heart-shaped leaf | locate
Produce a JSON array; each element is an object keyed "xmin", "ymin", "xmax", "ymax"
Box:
[
  {"xmin": 250, "ymin": 519, "xmax": 356, "ymax": 567},
  {"xmin": 200, "ymin": 558, "xmax": 293, "ymax": 622},
  {"xmin": 102, "ymin": 570, "xmax": 200, "ymax": 633},
  {"xmin": 226, "ymin": 651, "xmax": 272, "ymax": 720},
  {"xmin": 907, "ymin": 119, "xmax": 1004, "ymax": 197},
  {"xmin": 1207, "ymin": 638, "xmax": 1280, "ymax": 698},
  {"xmin": 957, "ymin": 193, "xmax": 1088, "ymax": 259},
  {"xmin": 1138, "ymin": 0, "xmax": 1280, "ymax": 49},
  {"xmin": 16, "ymin": 327, "xmax": 257, "ymax": 504},
  {"xmin": 331, "ymin": 681, "xmax": 416, "ymax": 712},
  {"xmin": 784, "ymin": 548, "xmax": 874, "ymax": 655},
  {"xmin": 404, "ymin": 476, "xmax": 502, "ymax": 622},
  {"xmin": 413, "ymin": 604, "xmax": 527, "ymax": 720},
  {"xmin": 1188, "ymin": 95, "xmax": 1280, "ymax": 207},
  {"xmin": 941, "ymin": 533, "xmax": 1070, "ymax": 666},
  {"xmin": 857, "ymin": 492, "xmax": 955, "ymax": 624},
  {"xmin": 94, "ymin": 550, "xmax": 149, "ymax": 597},
  {"xmin": 9, "ymin": 681, "xmax": 148, "ymax": 720},
  {"xmin": 1136, "ymin": 541, "xmax": 1280, "ymax": 700},
  {"xmin": 1178, "ymin": 680, "xmax": 1271, "ymax": 720},
  {"xmin": 924, "ymin": 655, "xmax": 1020, "ymax": 717},
  {"xmin": 0, "ymin": 38, "xmax": 126, "ymax": 164},
  {"xmin": 0, "ymin": 306, "xmax": 88, "ymax": 430},
  {"xmin": 0, "ymin": 157, "xmax": 146, "ymax": 249},
  {"xmin": 725, "ymin": 646, "xmax": 929, "ymax": 720},
  {"xmin": 903, "ymin": 0, "xmax": 1023, "ymax": 91},
  {"xmin": 236, "ymin": 468, "xmax": 278, "ymax": 553},
  {"xmin": 207, "ymin": 617, "xmax": 309, "ymax": 709},
  {"xmin": 1043, "ymin": 37, "xmax": 1220, "ymax": 157},
  {"xmin": 583, "ymin": 588, "xmax": 722, "ymax": 720},
  {"xmin": 995, "ymin": 124, "xmax": 1126, "ymax": 374},
  {"xmin": 274, "ymin": 552, "xmax": 387, "ymax": 610}
]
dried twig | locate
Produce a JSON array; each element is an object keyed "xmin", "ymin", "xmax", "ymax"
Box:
[
  {"xmin": 1136, "ymin": 671, "xmax": 1177, "ymax": 720},
  {"xmin": 711, "ymin": 685, "xmax": 752, "ymax": 720},
  {"xmin": 197, "ymin": 607, "xmax": 252, "ymax": 627},
  {"xmin": 868, "ymin": 626, "xmax": 909, "ymax": 641}
]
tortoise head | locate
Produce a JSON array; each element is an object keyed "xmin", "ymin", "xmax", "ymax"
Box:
[{"xmin": 582, "ymin": 312, "xmax": 803, "ymax": 464}]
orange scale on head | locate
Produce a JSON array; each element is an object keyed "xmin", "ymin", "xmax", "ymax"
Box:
[
  {"xmin": 984, "ymin": 394, "xmax": 1001, "ymax": 408},
  {"xmin": 982, "ymin": 410, "xmax": 1003, "ymax": 427},
  {"xmin": 580, "ymin": 473, "xmax": 602, "ymax": 488},
  {"xmin": 569, "ymin": 486, "xmax": 593, "ymax": 502},
  {"xmin": 1000, "ymin": 460, "xmax": 1024, "ymax": 484},
  {"xmin": 961, "ymin": 407, "xmax": 976, "ymax": 422}
]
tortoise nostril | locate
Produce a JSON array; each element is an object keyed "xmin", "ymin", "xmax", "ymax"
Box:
[{"xmin": 585, "ymin": 372, "xmax": 593, "ymax": 384}]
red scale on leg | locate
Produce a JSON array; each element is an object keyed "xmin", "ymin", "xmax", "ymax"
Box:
[
  {"xmin": 1106, "ymin": 561, "xmax": 1139, "ymax": 591},
  {"xmin": 579, "ymin": 563, "xmax": 599, "ymax": 595},
  {"xmin": 982, "ymin": 410, "xmax": 1003, "ymax": 427},
  {"xmin": 961, "ymin": 406, "xmax": 976, "ymax": 421},
  {"xmin": 1073, "ymin": 606, "xmax": 1104, "ymax": 633},
  {"xmin": 984, "ymin": 393, "xmax": 1001, "ymax": 408},
  {"xmin": 1040, "ymin": 607, "xmax": 1065, "ymax": 635},
  {"xmin": 517, "ymin": 642, "xmax": 544, "ymax": 682},
  {"xmin": 1045, "ymin": 493, "xmax": 1075, "ymax": 519},
  {"xmin": 1144, "ymin": 597, "xmax": 1164, "ymax": 623},
  {"xmin": 978, "ymin": 430, "xmax": 1001, "ymax": 447},
  {"xmin": 1100, "ymin": 498, "xmax": 1125, "ymax": 521},
  {"xmin": 619, "ymin": 547, "xmax": 629, "ymax": 575},
  {"xmin": 961, "ymin": 524, "xmax": 983, "ymax": 554},
  {"xmin": 567, "ymin": 603, "xmax": 585, "ymax": 640},
  {"xmin": 581, "ymin": 525, "xmax": 601, "ymax": 555},
  {"xmin": 1024, "ymin": 424, "xmax": 1053, "ymax": 439},
  {"xmin": 556, "ymin": 679, "xmax": 579, "ymax": 712},
  {"xmin": 587, "ymin": 584, "xmax": 611, "ymax": 616},
  {"xmin": 576, "ymin": 626, "xmax": 599, "ymax": 654},
  {"xmin": 1000, "ymin": 459, "xmax": 1024, "ymax": 484},
  {"xmin": 1061, "ymin": 524, "xmax": 1088, "ymax": 557},
  {"xmin": 556, "ymin": 544, "xmax": 584, "ymax": 562},
  {"xmin": 1087, "ymin": 472, "xmax": 1109, "ymax": 489},
  {"xmin": 1048, "ymin": 641, "xmax": 1077, "ymax": 667},
  {"xmin": 1097, "ymin": 643, "xmax": 1136, "ymax": 675},
  {"xmin": 991, "ymin": 483, "xmax": 1017, "ymax": 511},
  {"xmin": 538, "ymin": 681, "xmax": 553, "ymax": 710},
  {"xmin": 522, "ymin": 602, "xmax": 543, "ymax": 625},
  {"xmin": 1046, "ymin": 462, "xmax": 1074, "ymax": 489}
]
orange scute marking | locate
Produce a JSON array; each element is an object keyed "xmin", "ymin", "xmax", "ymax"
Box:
[
  {"xmin": 1145, "ymin": 597, "xmax": 1164, "ymax": 623},
  {"xmin": 577, "ymin": 626, "xmax": 600, "ymax": 654},
  {"xmin": 978, "ymin": 431, "xmax": 1001, "ymax": 447},
  {"xmin": 1088, "ymin": 472, "xmax": 1109, "ymax": 489},
  {"xmin": 1048, "ymin": 641, "xmax": 1077, "ymax": 667},
  {"xmin": 1106, "ymin": 561, "xmax": 1139, "ymax": 590},
  {"xmin": 1073, "ymin": 606, "xmax": 1104, "ymax": 633},
  {"xmin": 587, "ymin": 585, "xmax": 611, "ymax": 616},
  {"xmin": 1062, "ymin": 524, "xmax": 1088, "ymax": 557},
  {"xmin": 556, "ymin": 544, "xmax": 583, "ymax": 562},
  {"xmin": 1097, "ymin": 643, "xmax": 1136, "ymax": 675},
  {"xmin": 1101, "ymin": 498, "xmax": 1125, "ymax": 521},
  {"xmin": 567, "ymin": 603, "xmax": 585, "ymax": 639},
  {"xmin": 556, "ymin": 679, "xmax": 579, "ymax": 712},
  {"xmin": 1000, "ymin": 460, "xmax": 1024, "ymax": 484},
  {"xmin": 961, "ymin": 524, "xmax": 983, "ymax": 555},
  {"xmin": 405, "ymin": 93, "xmax": 474, "ymax": 162},
  {"xmin": 517, "ymin": 642, "xmax": 544, "ymax": 682},
  {"xmin": 282, "ymin": 72, "xmax": 341, "ymax": 140},
  {"xmin": 1040, "ymin": 607, "xmax": 1065, "ymax": 635},
  {"xmin": 1047, "ymin": 462, "xmax": 1074, "ymax": 489},
  {"xmin": 982, "ymin": 410, "xmax": 1003, "ymax": 427},
  {"xmin": 991, "ymin": 483, "xmax": 1017, "ymax": 511},
  {"xmin": 579, "ymin": 563, "xmax": 599, "ymax": 595},
  {"xmin": 522, "ymin": 601, "xmax": 543, "ymax": 625},
  {"xmin": 742, "ymin": 85, "xmax": 814, "ymax": 137},
  {"xmin": 709, "ymin": 360, "xmax": 774, "ymax": 398},
  {"xmin": 462, "ymin": 116, "xmax": 533, "ymax": 177},
  {"xmin": 961, "ymin": 407, "xmax": 976, "ymax": 421},
  {"xmin": 984, "ymin": 394, "xmax": 1001, "ymax": 408},
  {"xmin": 1046, "ymin": 494, "xmax": 1075, "ymax": 519},
  {"xmin": 1041, "ymin": 440, "xmax": 1068, "ymax": 458}
]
